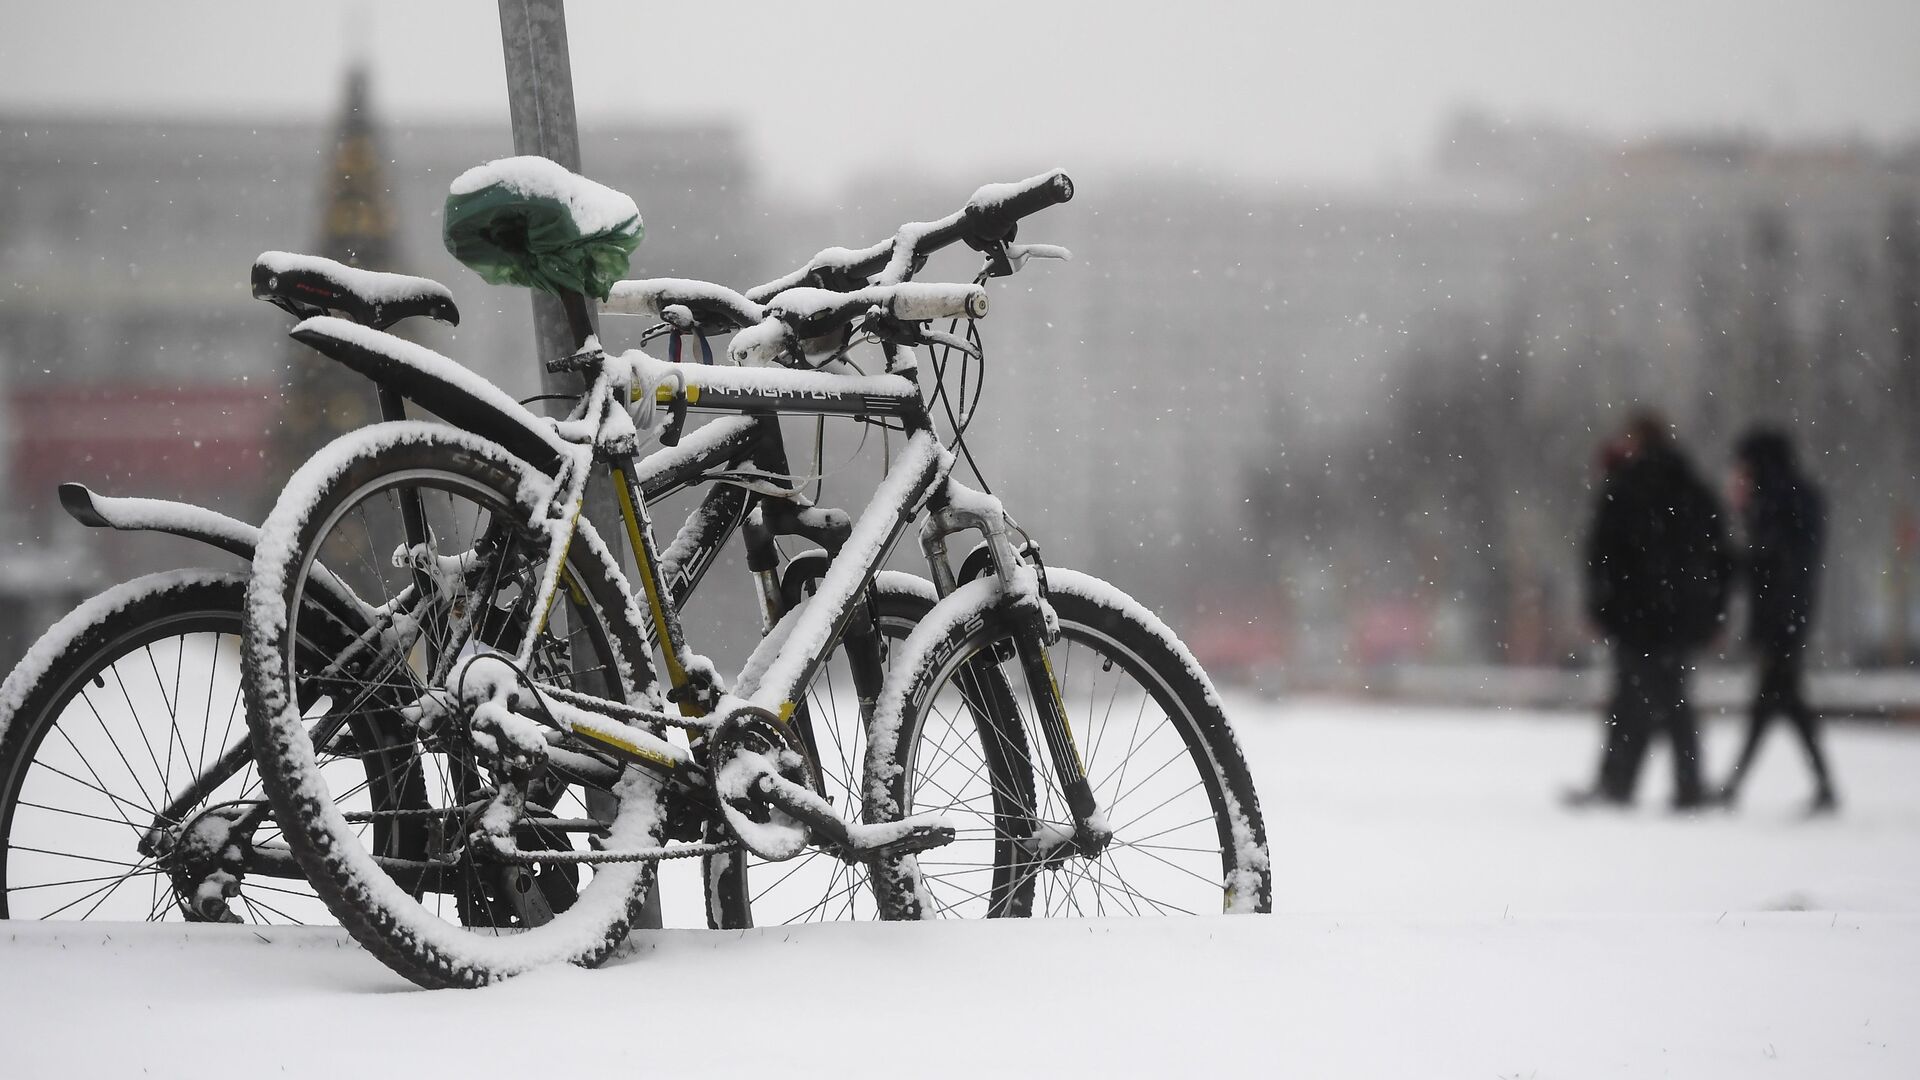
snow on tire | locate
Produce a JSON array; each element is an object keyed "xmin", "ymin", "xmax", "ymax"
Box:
[
  {"xmin": 241, "ymin": 422, "xmax": 661, "ymax": 987},
  {"xmin": 868, "ymin": 569, "xmax": 1272, "ymax": 920}
]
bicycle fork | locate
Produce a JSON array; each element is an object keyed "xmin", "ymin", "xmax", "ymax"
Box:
[{"xmin": 920, "ymin": 487, "xmax": 1111, "ymax": 860}]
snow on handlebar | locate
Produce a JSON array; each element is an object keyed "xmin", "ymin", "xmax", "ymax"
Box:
[
  {"xmin": 727, "ymin": 283, "xmax": 988, "ymax": 367},
  {"xmin": 766, "ymin": 284, "xmax": 987, "ymax": 329},
  {"xmin": 602, "ymin": 277, "xmax": 763, "ymax": 328},
  {"xmin": 963, "ymin": 169, "xmax": 1074, "ymax": 229},
  {"xmin": 602, "ymin": 170, "xmax": 1067, "ymax": 355}
]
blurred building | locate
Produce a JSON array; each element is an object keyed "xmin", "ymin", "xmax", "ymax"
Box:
[
  {"xmin": 0, "ymin": 80, "xmax": 756, "ymax": 666},
  {"xmin": 781, "ymin": 121, "xmax": 1920, "ymax": 682}
]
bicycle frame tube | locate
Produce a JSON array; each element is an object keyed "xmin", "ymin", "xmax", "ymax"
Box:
[
  {"xmin": 522, "ymin": 407, "xmax": 798, "ymax": 716},
  {"xmin": 608, "ymin": 453, "xmax": 704, "ymax": 714},
  {"xmin": 605, "ymin": 415, "xmax": 838, "ymax": 714},
  {"xmin": 745, "ymin": 429, "xmax": 951, "ymax": 720}
]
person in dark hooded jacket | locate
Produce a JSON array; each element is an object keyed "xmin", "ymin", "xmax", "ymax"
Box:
[
  {"xmin": 1719, "ymin": 428, "xmax": 1836, "ymax": 812},
  {"xmin": 1570, "ymin": 411, "xmax": 1732, "ymax": 809}
]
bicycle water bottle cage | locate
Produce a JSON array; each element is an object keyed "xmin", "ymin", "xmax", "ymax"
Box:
[
  {"xmin": 251, "ymin": 252, "xmax": 460, "ymax": 330},
  {"xmin": 442, "ymin": 156, "xmax": 643, "ymax": 302}
]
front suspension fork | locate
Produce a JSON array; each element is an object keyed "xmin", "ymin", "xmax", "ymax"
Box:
[{"xmin": 919, "ymin": 495, "xmax": 1105, "ymax": 852}]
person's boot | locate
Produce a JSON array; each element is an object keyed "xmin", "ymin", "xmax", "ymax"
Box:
[
  {"xmin": 1561, "ymin": 785, "xmax": 1629, "ymax": 809},
  {"xmin": 1671, "ymin": 770, "xmax": 1708, "ymax": 812}
]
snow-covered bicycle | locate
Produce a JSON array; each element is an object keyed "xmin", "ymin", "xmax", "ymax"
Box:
[
  {"xmin": 240, "ymin": 158, "xmax": 1271, "ymax": 987},
  {"xmin": 0, "ymin": 252, "xmax": 928, "ymax": 927}
]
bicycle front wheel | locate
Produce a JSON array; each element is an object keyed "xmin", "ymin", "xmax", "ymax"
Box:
[
  {"xmin": 243, "ymin": 423, "xmax": 662, "ymax": 988},
  {"xmin": 704, "ymin": 571, "xmax": 1038, "ymax": 926},
  {"xmin": 872, "ymin": 569, "xmax": 1271, "ymax": 919}
]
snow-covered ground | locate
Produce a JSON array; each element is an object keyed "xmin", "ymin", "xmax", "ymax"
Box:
[{"xmin": 4, "ymin": 697, "xmax": 1916, "ymax": 1078}]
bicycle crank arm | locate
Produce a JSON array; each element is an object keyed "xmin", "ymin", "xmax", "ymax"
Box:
[{"xmin": 750, "ymin": 772, "xmax": 956, "ymax": 863}]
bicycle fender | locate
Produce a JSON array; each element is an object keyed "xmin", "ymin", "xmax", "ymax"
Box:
[
  {"xmin": 59, "ymin": 484, "xmax": 259, "ymax": 562},
  {"xmin": 58, "ymin": 484, "xmax": 369, "ymax": 624},
  {"xmin": 289, "ymin": 315, "xmax": 572, "ymax": 475}
]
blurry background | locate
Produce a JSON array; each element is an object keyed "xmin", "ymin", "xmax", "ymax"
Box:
[{"xmin": 4, "ymin": 0, "xmax": 1920, "ymax": 708}]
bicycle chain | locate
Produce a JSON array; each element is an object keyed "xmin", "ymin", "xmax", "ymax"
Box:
[
  {"xmin": 341, "ymin": 806, "xmax": 467, "ymax": 822},
  {"xmin": 339, "ymin": 808, "xmax": 743, "ymax": 864},
  {"xmin": 484, "ymin": 839, "xmax": 741, "ymax": 864}
]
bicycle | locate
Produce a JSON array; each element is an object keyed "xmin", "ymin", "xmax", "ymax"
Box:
[{"xmin": 240, "ymin": 157, "xmax": 1271, "ymax": 987}]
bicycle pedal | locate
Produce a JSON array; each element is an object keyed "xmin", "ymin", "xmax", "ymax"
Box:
[
  {"xmin": 831, "ymin": 814, "xmax": 957, "ymax": 862},
  {"xmin": 860, "ymin": 822, "xmax": 956, "ymax": 859}
]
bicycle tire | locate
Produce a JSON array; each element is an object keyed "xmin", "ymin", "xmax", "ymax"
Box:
[
  {"xmin": 870, "ymin": 569, "xmax": 1272, "ymax": 919},
  {"xmin": 243, "ymin": 423, "xmax": 662, "ymax": 987},
  {"xmin": 704, "ymin": 571, "xmax": 1037, "ymax": 926},
  {"xmin": 0, "ymin": 570, "xmax": 423, "ymax": 923}
]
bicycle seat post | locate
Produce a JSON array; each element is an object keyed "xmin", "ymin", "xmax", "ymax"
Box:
[{"xmin": 558, "ymin": 290, "xmax": 597, "ymax": 353}]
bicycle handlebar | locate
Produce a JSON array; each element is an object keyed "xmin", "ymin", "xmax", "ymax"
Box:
[
  {"xmin": 964, "ymin": 169, "xmax": 1076, "ymax": 235},
  {"xmin": 604, "ymin": 170, "xmax": 1067, "ymax": 367},
  {"xmin": 603, "ymin": 278, "xmax": 762, "ymax": 329},
  {"xmin": 766, "ymin": 283, "xmax": 987, "ymax": 334},
  {"xmin": 727, "ymin": 283, "xmax": 987, "ymax": 367},
  {"xmin": 744, "ymin": 168, "xmax": 1074, "ymax": 303}
]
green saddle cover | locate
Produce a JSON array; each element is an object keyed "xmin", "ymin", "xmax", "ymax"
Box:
[{"xmin": 443, "ymin": 156, "xmax": 643, "ymax": 301}]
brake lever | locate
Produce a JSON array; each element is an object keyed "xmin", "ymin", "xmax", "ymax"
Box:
[
  {"xmin": 856, "ymin": 312, "xmax": 980, "ymax": 360},
  {"xmin": 973, "ymin": 237, "xmax": 1016, "ymax": 278},
  {"xmin": 1005, "ymin": 242, "xmax": 1072, "ymax": 271},
  {"xmin": 918, "ymin": 326, "xmax": 979, "ymax": 358}
]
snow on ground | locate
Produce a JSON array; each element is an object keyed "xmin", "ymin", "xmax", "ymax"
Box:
[{"xmin": 4, "ymin": 697, "xmax": 1917, "ymax": 1078}]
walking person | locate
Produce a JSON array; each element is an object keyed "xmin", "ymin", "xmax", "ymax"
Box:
[
  {"xmin": 1719, "ymin": 428, "xmax": 1837, "ymax": 813},
  {"xmin": 1569, "ymin": 411, "xmax": 1733, "ymax": 809}
]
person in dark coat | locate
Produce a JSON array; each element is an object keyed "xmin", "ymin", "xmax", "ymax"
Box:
[
  {"xmin": 1570, "ymin": 411, "xmax": 1732, "ymax": 809},
  {"xmin": 1719, "ymin": 428, "xmax": 1837, "ymax": 812}
]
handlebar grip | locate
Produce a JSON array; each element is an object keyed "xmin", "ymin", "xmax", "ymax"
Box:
[
  {"xmin": 964, "ymin": 169, "xmax": 1075, "ymax": 235},
  {"xmin": 602, "ymin": 280, "xmax": 665, "ymax": 319},
  {"xmin": 886, "ymin": 283, "xmax": 988, "ymax": 321},
  {"xmin": 604, "ymin": 278, "xmax": 763, "ymax": 330}
]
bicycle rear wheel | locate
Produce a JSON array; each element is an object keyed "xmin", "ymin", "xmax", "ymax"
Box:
[
  {"xmin": 243, "ymin": 424, "xmax": 661, "ymax": 987},
  {"xmin": 0, "ymin": 570, "xmax": 421, "ymax": 923},
  {"xmin": 872, "ymin": 569, "xmax": 1271, "ymax": 919}
]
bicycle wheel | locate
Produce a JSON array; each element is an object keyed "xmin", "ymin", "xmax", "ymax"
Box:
[
  {"xmin": 243, "ymin": 423, "xmax": 662, "ymax": 988},
  {"xmin": 0, "ymin": 570, "xmax": 422, "ymax": 923},
  {"xmin": 704, "ymin": 570, "xmax": 1035, "ymax": 926},
  {"xmin": 872, "ymin": 568, "xmax": 1271, "ymax": 919}
]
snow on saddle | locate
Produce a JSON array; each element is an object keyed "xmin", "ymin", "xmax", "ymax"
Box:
[{"xmin": 251, "ymin": 251, "xmax": 460, "ymax": 330}]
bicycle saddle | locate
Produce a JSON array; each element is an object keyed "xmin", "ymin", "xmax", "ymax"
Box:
[{"xmin": 252, "ymin": 251, "xmax": 460, "ymax": 330}]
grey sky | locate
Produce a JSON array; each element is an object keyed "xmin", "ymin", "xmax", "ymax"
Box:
[{"xmin": 3, "ymin": 0, "xmax": 1917, "ymax": 196}]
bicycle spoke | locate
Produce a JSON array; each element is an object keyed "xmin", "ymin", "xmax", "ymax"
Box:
[
  {"xmin": 69, "ymin": 688, "xmax": 161, "ymax": 817},
  {"xmin": 34, "ymin": 858, "xmax": 164, "ymax": 920},
  {"xmin": 13, "ymin": 800, "xmax": 153, "ymax": 833},
  {"xmin": 20, "ymin": 756, "xmax": 161, "ymax": 828}
]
